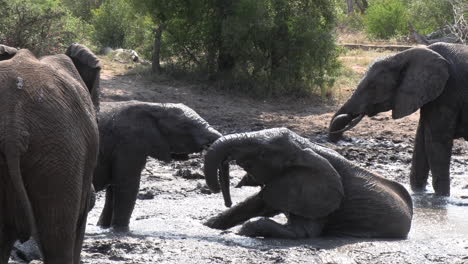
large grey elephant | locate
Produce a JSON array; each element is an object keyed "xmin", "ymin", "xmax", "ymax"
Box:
[
  {"xmin": 93, "ymin": 101, "xmax": 222, "ymax": 231},
  {"xmin": 204, "ymin": 128, "xmax": 413, "ymax": 239},
  {"xmin": 0, "ymin": 44, "xmax": 100, "ymax": 263},
  {"xmin": 328, "ymin": 43, "xmax": 468, "ymax": 196}
]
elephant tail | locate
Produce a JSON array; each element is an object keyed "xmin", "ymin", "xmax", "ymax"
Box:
[{"xmin": 3, "ymin": 142, "xmax": 37, "ymax": 241}]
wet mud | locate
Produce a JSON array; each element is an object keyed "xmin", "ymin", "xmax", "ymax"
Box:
[
  {"xmin": 11, "ymin": 70, "xmax": 468, "ymax": 263},
  {"xmin": 79, "ymin": 135, "xmax": 468, "ymax": 264}
]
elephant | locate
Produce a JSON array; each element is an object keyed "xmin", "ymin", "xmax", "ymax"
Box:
[
  {"xmin": 93, "ymin": 100, "xmax": 222, "ymax": 231},
  {"xmin": 0, "ymin": 43, "xmax": 100, "ymax": 263},
  {"xmin": 328, "ymin": 43, "xmax": 468, "ymax": 196},
  {"xmin": 204, "ymin": 128, "xmax": 413, "ymax": 239}
]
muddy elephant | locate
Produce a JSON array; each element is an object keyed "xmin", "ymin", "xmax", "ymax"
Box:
[
  {"xmin": 93, "ymin": 101, "xmax": 222, "ymax": 231},
  {"xmin": 328, "ymin": 43, "xmax": 468, "ymax": 196},
  {"xmin": 204, "ymin": 128, "xmax": 413, "ymax": 239},
  {"xmin": 0, "ymin": 44, "xmax": 100, "ymax": 263}
]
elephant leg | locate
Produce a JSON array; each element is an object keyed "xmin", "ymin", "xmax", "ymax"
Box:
[
  {"xmin": 36, "ymin": 210, "xmax": 76, "ymax": 264},
  {"xmin": 422, "ymin": 109, "xmax": 456, "ymax": 196},
  {"xmin": 426, "ymin": 138, "xmax": 453, "ymax": 196},
  {"xmin": 239, "ymin": 214, "xmax": 325, "ymax": 238},
  {"xmin": 409, "ymin": 120, "xmax": 430, "ymax": 191},
  {"xmin": 0, "ymin": 232, "xmax": 15, "ymax": 264},
  {"xmin": 97, "ymin": 186, "xmax": 114, "ymax": 228},
  {"xmin": 109, "ymin": 153, "xmax": 147, "ymax": 231},
  {"xmin": 205, "ymin": 193, "xmax": 279, "ymax": 230}
]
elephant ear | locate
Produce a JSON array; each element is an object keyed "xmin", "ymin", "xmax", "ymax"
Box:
[
  {"xmin": 392, "ymin": 47, "xmax": 450, "ymax": 119},
  {"xmin": 262, "ymin": 148, "xmax": 344, "ymax": 219},
  {"xmin": 0, "ymin": 45, "xmax": 17, "ymax": 60},
  {"xmin": 65, "ymin": 43, "xmax": 101, "ymax": 110}
]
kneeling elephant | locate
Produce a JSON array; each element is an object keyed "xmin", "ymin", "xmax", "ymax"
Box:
[
  {"xmin": 93, "ymin": 101, "xmax": 222, "ymax": 231},
  {"xmin": 204, "ymin": 128, "xmax": 413, "ymax": 239}
]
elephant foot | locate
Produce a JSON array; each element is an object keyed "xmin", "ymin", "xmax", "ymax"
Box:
[
  {"xmin": 410, "ymin": 184, "xmax": 426, "ymax": 193},
  {"xmin": 110, "ymin": 225, "xmax": 130, "ymax": 233},
  {"xmin": 433, "ymin": 179, "xmax": 450, "ymax": 197},
  {"xmin": 204, "ymin": 215, "xmax": 234, "ymax": 230},
  {"xmin": 238, "ymin": 218, "xmax": 297, "ymax": 238}
]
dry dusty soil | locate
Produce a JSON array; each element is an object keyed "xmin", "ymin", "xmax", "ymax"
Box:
[{"xmin": 11, "ymin": 63, "xmax": 468, "ymax": 263}]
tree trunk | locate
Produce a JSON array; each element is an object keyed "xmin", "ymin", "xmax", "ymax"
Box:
[
  {"xmin": 354, "ymin": 0, "xmax": 368, "ymax": 14},
  {"xmin": 346, "ymin": 0, "xmax": 354, "ymax": 14},
  {"xmin": 152, "ymin": 23, "xmax": 167, "ymax": 74},
  {"xmin": 216, "ymin": 0, "xmax": 235, "ymax": 74}
]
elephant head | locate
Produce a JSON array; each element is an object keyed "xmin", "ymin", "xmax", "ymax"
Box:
[
  {"xmin": 204, "ymin": 128, "xmax": 344, "ymax": 216},
  {"xmin": 329, "ymin": 47, "xmax": 450, "ymax": 142},
  {"xmin": 154, "ymin": 103, "xmax": 222, "ymax": 155}
]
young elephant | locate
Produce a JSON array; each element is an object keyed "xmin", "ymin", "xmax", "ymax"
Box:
[
  {"xmin": 204, "ymin": 128, "xmax": 413, "ymax": 239},
  {"xmin": 93, "ymin": 101, "xmax": 222, "ymax": 231}
]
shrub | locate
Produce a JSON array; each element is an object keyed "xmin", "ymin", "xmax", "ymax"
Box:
[
  {"xmin": 407, "ymin": 0, "xmax": 453, "ymax": 35},
  {"xmin": 91, "ymin": 0, "xmax": 154, "ymax": 59},
  {"xmin": 364, "ymin": 0, "xmax": 409, "ymax": 39},
  {"xmin": 0, "ymin": 0, "xmax": 94, "ymax": 55},
  {"xmin": 160, "ymin": 0, "xmax": 340, "ymax": 97}
]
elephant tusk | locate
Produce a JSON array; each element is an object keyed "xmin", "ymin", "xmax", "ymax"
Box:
[{"xmin": 329, "ymin": 114, "xmax": 365, "ymax": 134}]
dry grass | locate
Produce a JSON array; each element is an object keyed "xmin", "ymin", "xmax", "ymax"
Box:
[
  {"xmin": 98, "ymin": 40, "xmax": 397, "ymax": 105},
  {"xmin": 331, "ymin": 48, "xmax": 396, "ymax": 103}
]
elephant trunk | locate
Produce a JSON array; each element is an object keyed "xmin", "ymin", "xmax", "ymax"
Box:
[
  {"xmin": 204, "ymin": 134, "xmax": 256, "ymax": 207},
  {"xmin": 328, "ymin": 100, "xmax": 365, "ymax": 142}
]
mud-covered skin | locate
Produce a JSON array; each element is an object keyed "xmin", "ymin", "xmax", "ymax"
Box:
[
  {"xmin": 76, "ymin": 58, "xmax": 467, "ymax": 264},
  {"xmin": 204, "ymin": 128, "xmax": 413, "ymax": 239},
  {"xmin": 93, "ymin": 101, "xmax": 222, "ymax": 231},
  {"xmin": 329, "ymin": 43, "xmax": 468, "ymax": 196},
  {"xmin": 0, "ymin": 44, "xmax": 99, "ymax": 264}
]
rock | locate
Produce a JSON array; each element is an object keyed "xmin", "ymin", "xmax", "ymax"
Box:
[
  {"xmin": 101, "ymin": 47, "xmax": 113, "ymax": 55},
  {"xmin": 138, "ymin": 191, "xmax": 155, "ymax": 200},
  {"xmin": 11, "ymin": 239, "xmax": 42, "ymax": 263},
  {"xmin": 174, "ymin": 169, "xmax": 205, "ymax": 180}
]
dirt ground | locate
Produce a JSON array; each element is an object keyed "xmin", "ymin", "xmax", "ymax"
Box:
[
  {"xmin": 74, "ymin": 65, "xmax": 468, "ymax": 264},
  {"xmin": 11, "ymin": 61, "xmax": 467, "ymax": 263}
]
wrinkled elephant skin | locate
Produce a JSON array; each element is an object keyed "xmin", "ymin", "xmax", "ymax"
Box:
[
  {"xmin": 204, "ymin": 128, "xmax": 413, "ymax": 239},
  {"xmin": 93, "ymin": 101, "xmax": 222, "ymax": 231}
]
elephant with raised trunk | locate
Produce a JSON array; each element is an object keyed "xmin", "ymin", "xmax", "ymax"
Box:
[
  {"xmin": 0, "ymin": 44, "xmax": 100, "ymax": 263},
  {"xmin": 93, "ymin": 101, "xmax": 222, "ymax": 231},
  {"xmin": 328, "ymin": 43, "xmax": 468, "ymax": 196},
  {"xmin": 204, "ymin": 128, "xmax": 412, "ymax": 239}
]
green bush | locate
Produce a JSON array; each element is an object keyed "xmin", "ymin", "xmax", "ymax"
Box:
[
  {"xmin": 0, "ymin": 0, "xmax": 93, "ymax": 55},
  {"xmin": 91, "ymin": 0, "xmax": 129, "ymax": 48},
  {"xmin": 364, "ymin": 0, "xmax": 409, "ymax": 39},
  {"xmin": 159, "ymin": 0, "xmax": 340, "ymax": 97},
  {"xmin": 407, "ymin": 0, "xmax": 453, "ymax": 35},
  {"xmin": 92, "ymin": 0, "xmax": 154, "ymax": 59}
]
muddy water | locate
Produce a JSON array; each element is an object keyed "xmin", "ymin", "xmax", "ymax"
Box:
[{"xmin": 79, "ymin": 136, "xmax": 468, "ymax": 264}]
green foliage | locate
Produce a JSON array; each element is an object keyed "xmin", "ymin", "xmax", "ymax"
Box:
[
  {"xmin": 91, "ymin": 0, "xmax": 154, "ymax": 58},
  {"xmin": 364, "ymin": 0, "xmax": 409, "ymax": 39},
  {"xmin": 91, "ymin": 0, "xmax": 129, "ymax": 48},
  {"xmin": 0, "ymin": 0, "xmax": 93, "ymax": 55},
  {"xmin": 406, "ymin": 0, "xmax": 453, "ymax": 35},
  {"xmin": 61, "ymin": 0, "xmax": 102, "ymax": 21},
  {"xmin": 157, "ymin": 0, "xmax": 340, "ymax": 97}
]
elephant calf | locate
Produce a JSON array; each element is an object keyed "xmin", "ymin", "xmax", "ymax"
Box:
[
  {"xmin": 204, "ymin": 128, "xmax": 413, "ymax": 239},
  {"xmin": 93, "ymin": 101, "xmax": 222, "ymax": 231}
]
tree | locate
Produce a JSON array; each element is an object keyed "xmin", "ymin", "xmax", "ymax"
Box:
[
  {"xmin": 129, "ymin": 0, "xmax": 188, "ymax": 73},
  {"xmin": 345, "ymin": 0, "xmax": 368, "ymax": 14}
]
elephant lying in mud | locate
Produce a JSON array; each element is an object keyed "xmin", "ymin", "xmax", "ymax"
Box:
[
  {"xmin": 93, "ymin": 101, "xmax": 222, "ymax": 231},
  {"xmin": 204, "ymin": 128, "xmax": 413, "ymax": 239},
  {"xmin": 0, "ymin": 44, "xmax": 100, "ymax": 263},
  {"xmin": 328, "ymin": 43, "xmax": 468, "ymax": 196}
]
